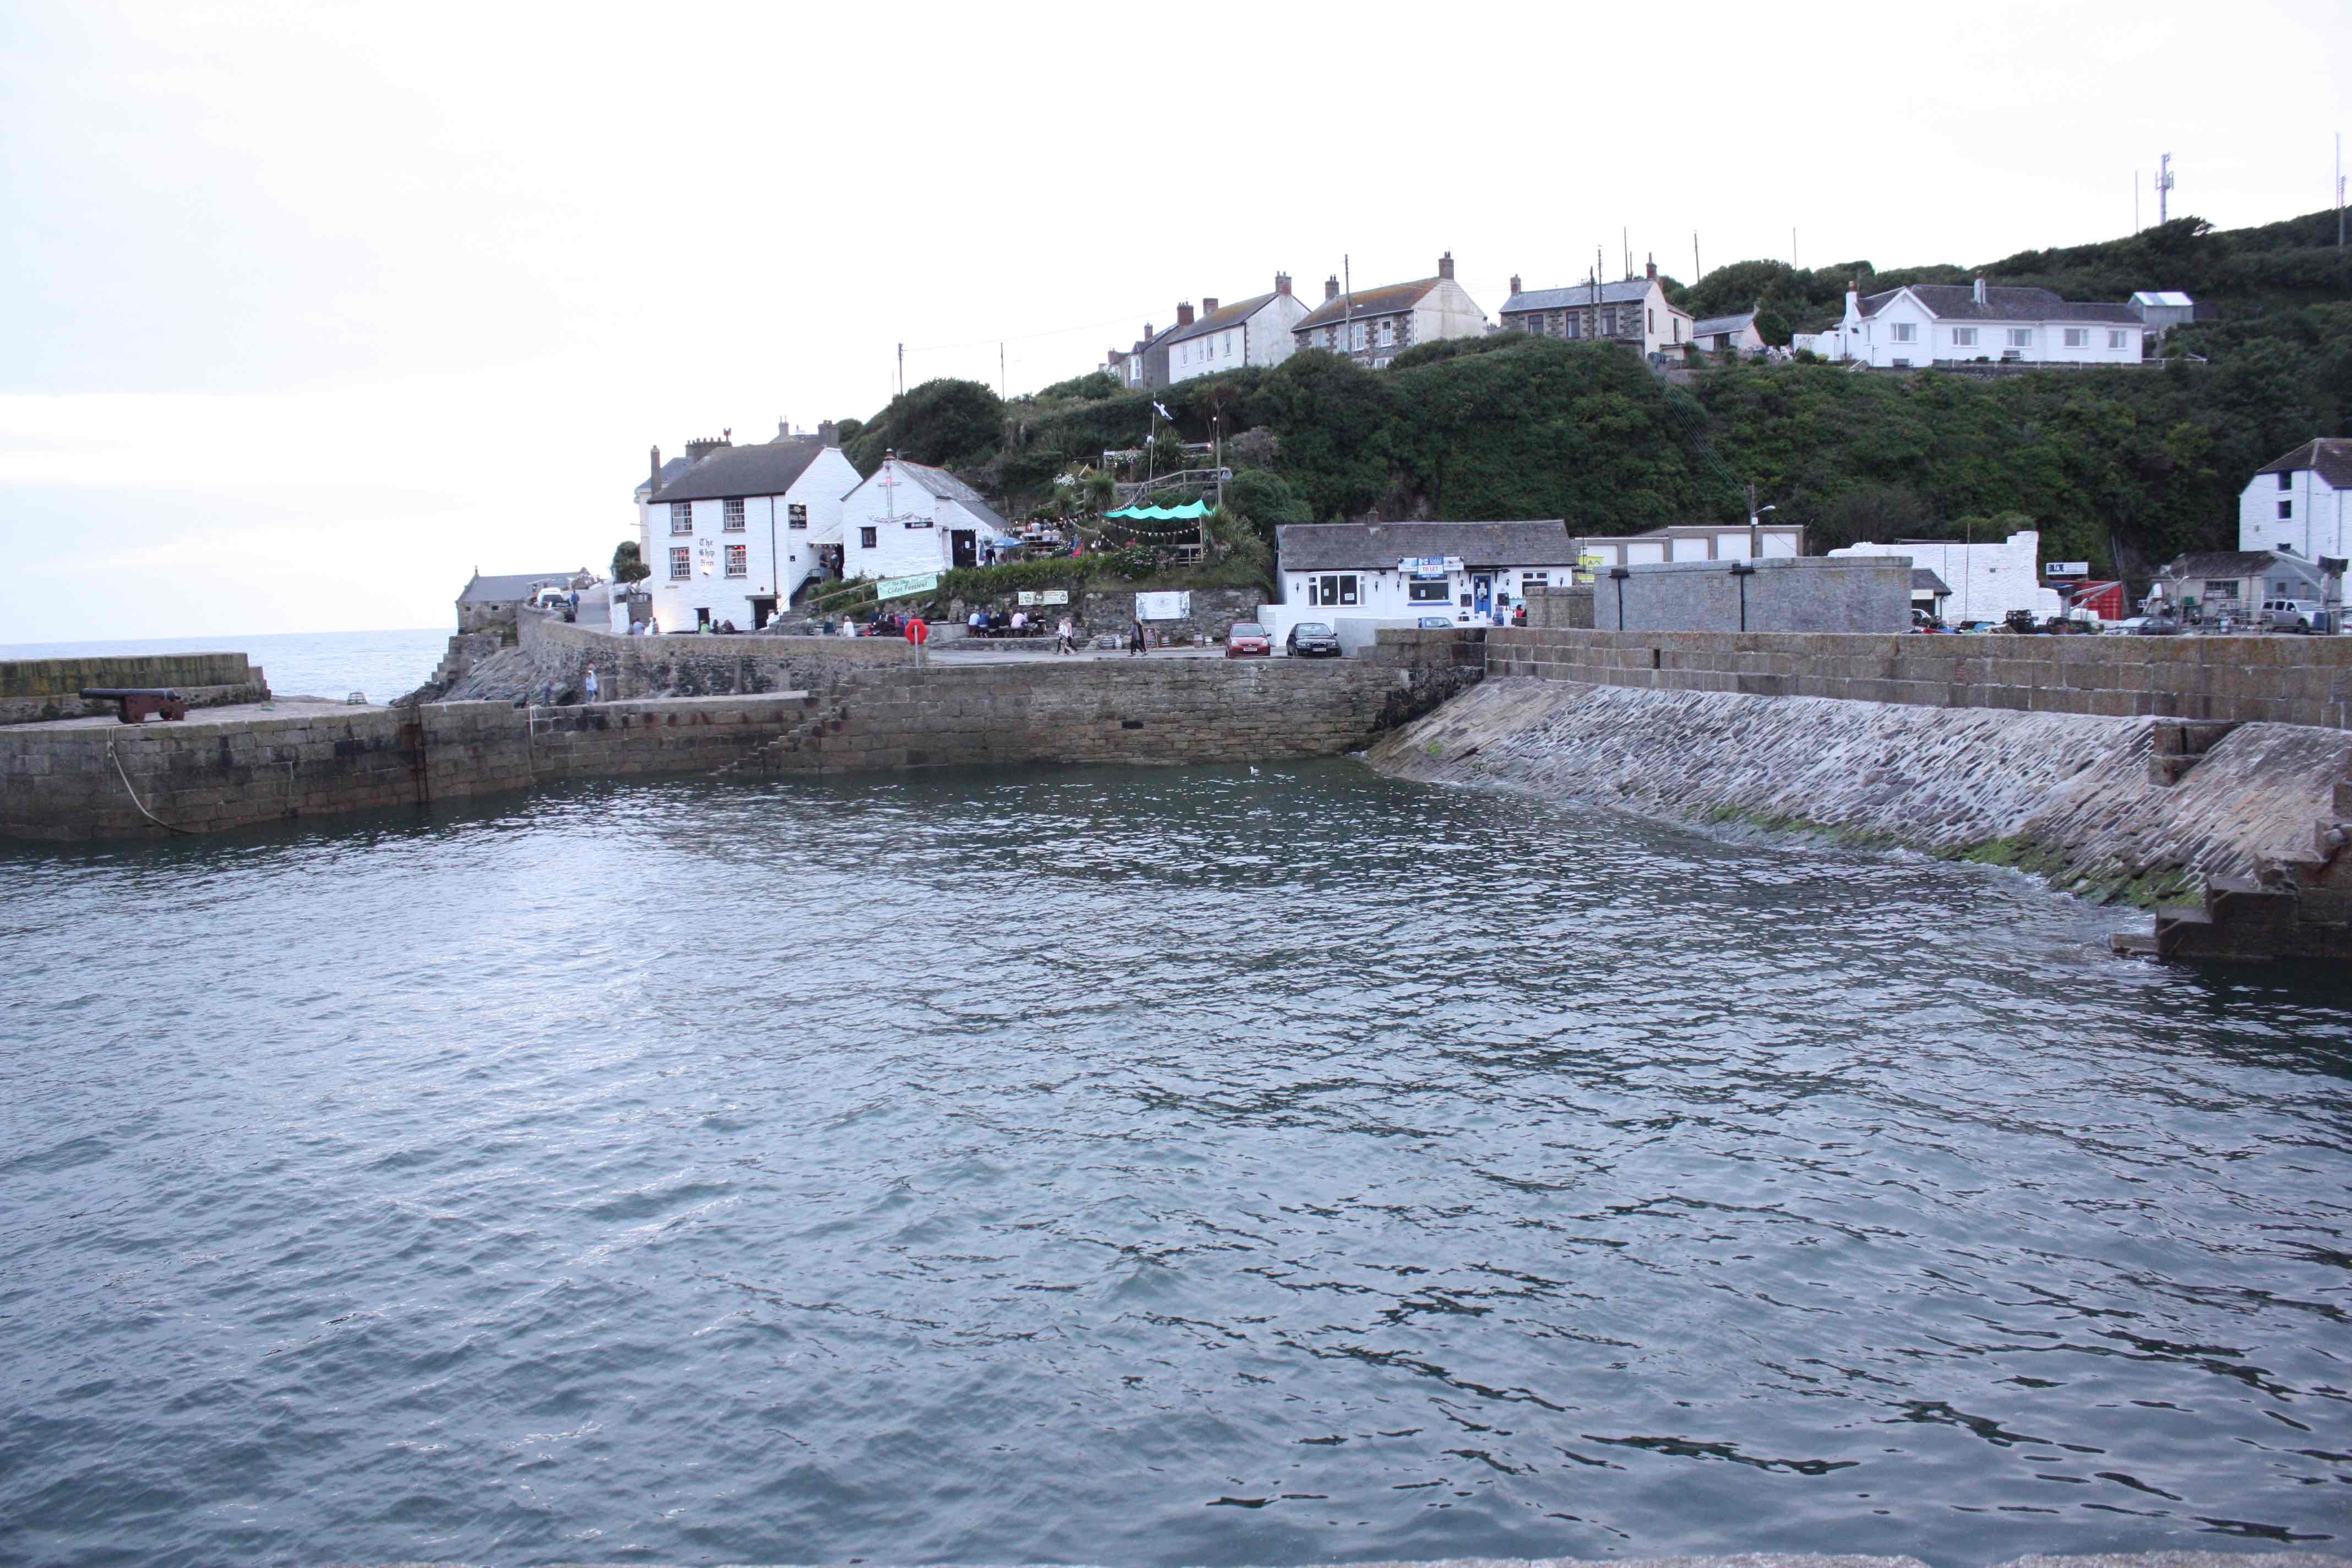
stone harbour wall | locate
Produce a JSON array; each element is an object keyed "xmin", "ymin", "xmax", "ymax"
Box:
[
  {"xmin": 2, "ymin": 630, "xmax": 1485, "ymax": 841},
  {"xmin": 1488, "ymin": 626, "xmax": 2352, "ymax": 730},
  {"xmin": 1, "ymin": 652, "xmax": 270, "ymax": 726}
]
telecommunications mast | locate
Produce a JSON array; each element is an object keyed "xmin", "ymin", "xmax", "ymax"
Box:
[{"xmin": 2156, "ymin": 152, "xmax": 2175, "ymax": 224}]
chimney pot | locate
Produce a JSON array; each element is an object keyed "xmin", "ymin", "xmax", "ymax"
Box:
[
  {"xmin": 1438, "ymin": 251, "xmax": 1455, "ymax": 281},
  {"xmin": 1510, "ymin": 273, "xmax": 1522, "ymax": 296},
  {"xmin": 1646, "ymin": 254, "xmax": 1657, "ymax": 281},
  {"xmin": 1325, "ymin": 275, "xmax": 1340, "ymax": 301},
  {"xmin": 1275, "ymin": 271, "xmax": 1292, "ymax": 296},
  {"xmin": 1176, "ymin": 301, "xmax": 1195, "ymax": 327}
]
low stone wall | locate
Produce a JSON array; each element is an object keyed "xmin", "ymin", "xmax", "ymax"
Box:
[
  {"xmin": 1577, "ymin": 556, "xmax": 1911, "ymax": 634},
  {"xmin": 1488, "ymin": 627, "xmax": 2352, "ymax": 730},
  {"xmin": 1, "ymin": 652, "xmax": 270, "ymax": 726},
  {"xmin": 523, "ymin": 612, "xmax": 914, "ymax": 699},
  {"xmin": 3, "ymin": 629, "xmax": 1486, "ymax": 840}
]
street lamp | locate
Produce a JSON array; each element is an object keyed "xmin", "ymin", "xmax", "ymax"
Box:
[{"xmin": 1749, "ymin": 500, "xmax": 1776, "ymax": 560}]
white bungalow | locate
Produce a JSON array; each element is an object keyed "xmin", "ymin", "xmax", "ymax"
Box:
[
  {"xmin": 640, "ymin": 426, "xmax": 862, "ymax": 631},
  {"xmin": 836, "ymin": 454, "xmax": 1013, "ymax": 583},
  {"xmin": 1830, "ymin": 278, "xmax": 2145, "ymax": 368}
]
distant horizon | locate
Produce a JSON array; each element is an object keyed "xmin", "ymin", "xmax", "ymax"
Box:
[{"xmin": 2, "ymin": 627, "xmax": 448, "ymax": 653}]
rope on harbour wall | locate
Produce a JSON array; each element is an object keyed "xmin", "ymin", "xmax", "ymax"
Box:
[{"xmin": 106, "ymin": 731, "xmax": 193, "ymax": 836}]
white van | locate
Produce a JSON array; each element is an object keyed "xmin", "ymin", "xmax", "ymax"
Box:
[{"xmin": 2260, "ymin": 599, "xmax": 2321, "ymax": 632}]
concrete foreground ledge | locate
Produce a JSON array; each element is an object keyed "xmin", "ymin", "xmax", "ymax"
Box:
[{"xmin": 336, "ymin": 1553, "xmax": 2350, "ymax": 1568}]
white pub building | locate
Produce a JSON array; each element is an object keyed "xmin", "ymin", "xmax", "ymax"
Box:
[{"xmin": 638, "ymin": 427, "xmax": 861, "ymax": 630}]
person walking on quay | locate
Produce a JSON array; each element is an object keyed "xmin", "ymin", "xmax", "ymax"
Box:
[
  {"xmin": 905, "ymin": 612, "xmax": 930, "ymax": 669},
  {"xmin": 584, "ymin": 666, "xmax": 600, "ymax": 704},
  {"xmin": 1129, "ymin": 613, "xmax": 1147, "ymax": 656},
  {"xmin": 1055, "ymin": 615, "xmax": 1075, "ymax": 655}
]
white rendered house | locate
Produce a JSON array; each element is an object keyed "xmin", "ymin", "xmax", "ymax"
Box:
[
  {"xmin": 639, "ymin": 428, "xmax": 862, "ymax": 630},
  {"xmin": 836, "ymin": 455, "xmax": 1012, "ymax": 583},
  {"xmin": 2239, "ymin": 439, "xmax": 2351, "ymax": 560},
  {"xmin": 1829, "ymin": 529, "xmax": 2063, "ymax": 623},
  {"xmin": 1160, "ymin": 277, "xmax": 1311, "ymax": 385},
  {"xmin": 1831, "ymin": 279, "xmax": 2144, "ymax": 368}
]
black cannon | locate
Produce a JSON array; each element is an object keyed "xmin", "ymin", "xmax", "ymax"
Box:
[{"xmin": 80, "ymin": 688, "xmax": 188, "ymax": 723}]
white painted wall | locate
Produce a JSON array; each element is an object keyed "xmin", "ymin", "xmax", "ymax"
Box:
[
  {"xmin": 1836, "ymin": 289, "xmax": 2144, "ymax": 368},
  {"xmin": 1409, "ymin": 279, "xmax": 1488, "ymax": 356},
  {"xmin": 2239, "ymin": 468, "xmax": 2350, "ymax": 559},
  {"xmin": 641, "ymin": 447, "xmax": 861, "ymax": 630},
  {"xmin": 836, "ymin": 459, "xmax": 1005, "ymax": 584},
  {"xmin": 1829, "ymin": 530, "xmax": 2064, "ymax": 621}
]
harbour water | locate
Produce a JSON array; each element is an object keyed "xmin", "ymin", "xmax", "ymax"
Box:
[
  {"xmin": 1, "ymin": 627, "xmax": 448, "ymax": 705},
  {"xmin": 2, "ymin": 761, "xmax": 2346, "ymax": 1567}
]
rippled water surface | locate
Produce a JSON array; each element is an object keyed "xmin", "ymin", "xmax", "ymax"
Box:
[{"xmin": 3, "ymin": 762, "xmax": 2348, "ymax": 1568}]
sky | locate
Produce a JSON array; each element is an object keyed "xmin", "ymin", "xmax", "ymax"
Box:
[{"xmin": 3, "ymin": 0, "xmax": 2346, "ymax": 641}]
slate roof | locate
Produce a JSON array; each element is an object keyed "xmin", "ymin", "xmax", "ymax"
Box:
[
  {"xmin": 1692, "ymin": 311, "xmax": 1758, "ymax": 339},
  {"xmin": 859, "ymin": 458, "xmax": 1010, "ymax": 533},
  {"xmin": 1856, "ymin": 284, "xmax": 2142, "ymax": 324},
  {"xmin": 1157, "ymin": 291, "xmax": 1278, "ymax": 350},
  {"xmin": 2132, "ymin": 291, "xmax": 2194, "ymax": 307},
  {"xmin": 2159, "ymin": 550, "xmax": 2326, "ymax": 580},
  {"xmin": 1502, "ymin": 279, "xmax": 1654, "ymax": 313},
  {"xmin": 650, "ymin": 438, "xmax": 832, "ymax": 504},
  {"xmin": 1277, "ymin": 520, "xmax": 1574, "ymax": 571},
  {"xmin": 2255, "ymin": 438, "xmax": 2352, "ymax": 490},
  {"xmin": 1910, "ymin": 568, "xmax": 1952, "ymax": 596},
  {"xmin": 459, "ymin": 571, "xmax": 578, "ymax": 605},
  {"xmin": 635, "ymin": 455, "xmax": 695, "ymax": 498},
  {"xmin": 1294, "ymin": 278, "xmax": 1444, "ymax": 331}
]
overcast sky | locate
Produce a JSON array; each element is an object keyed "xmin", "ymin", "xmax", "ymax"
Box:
[{"xmin": 3, "ymin": 0, "xmax": 2346, "ymax": 641}]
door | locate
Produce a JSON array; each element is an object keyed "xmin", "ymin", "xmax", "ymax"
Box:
[
  {"xmin": 1473, "ymin": 574, "xmax": 1493, "ymax": 619},
  {"xmin": 951, "ymin": 530, "xmax": 977, "ymax": 570},
  {"xmin": 695, "ymin": 606, "xmax": 712, "ymax": 630},
  {"xmin": 749, "ymin": 596, "xmax": 776, "ymax": 630}
]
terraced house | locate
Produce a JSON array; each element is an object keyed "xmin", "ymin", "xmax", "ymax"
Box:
[
  {"xmin": 1497, "ymin": 260, "xmax": 1693, "ymax": 358},
  {"xmin": 1289, "ymin": 253, "xmax": 1487, "ymax": 369},
  {"xmin": 1158, "ymin": 276, "xmax": 1310, "ymax": 384}
]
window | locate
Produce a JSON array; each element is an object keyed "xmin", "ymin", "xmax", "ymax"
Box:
[
  {"xmin": 723, "ymin": 497, "xmax": 746, "ymax": 531},
  {"xmin": 2108, "ymin": 329, "xmax": 2129, "ymax": 349},
  {"xmin": 1564, "ymin": 315, "xmax": 1579, "ymax": 340},
  {"xmin": 1309, "ymin": 573, "xmax": 1359, "ymax": 606},
  {"xmin": 787, "ymin": 503, "xmax": 808, "ymax": 529},
  {"xmin": 670, "ymin": 501, "xmax": 693, "ymax": 535},
  {"xmin": 1951, "ymin": 326, "xmax": 1978, "ymax": 347},
  {"xmin": 1348, "ymin": 320, "xmax": 1366, "ymax": 351},
  {"xmin": 2279, "ymin": 500, "xmax": 2293, "ymax": 519},
  {"xmin": 668, "ymin": 546, "xmax": 691, "ymax": 580},
  {"xmin": 2064, "ymin": 328, "xmax": 2088, "ymax": 348},
  {"xmin": 1522, "ymin": 571, "xmax": 1549, "ymax": 587},
  {"xmin": 1647, "ymin": 308, "xmax": 1656, "ymax": 334},
  {"xmin": 1378, "ymin": 319, "xmax": 1395, "ymax": 347},
  {"xmin": 1408, "ymin": 579, "xmax": 1450, "ymax": 603},
  {"xmin": 1601, "ymin": 308, "xmax": 1616, "ymax": 335},
  {"xmin": 1891, "ymin": 322, "xmax": 1917, "ymax": 343},
  {"xmin": 725, "ymin": 544, "xmax": 748, "ymax": 578},
  {"xmin": 2204, "ymin": 580, "xmax": 2240, "ymax": 599},
  {"xmin": 859, "ymin": 526, "xmax": 877, "ymax": 549},
  {"xmin": 2008, "ymin": 328, "xmax": 2033, "ymax": 348},
  {"xmin": 2278, "ymin": 471, "xmax": 2293, "ymax": 490}
]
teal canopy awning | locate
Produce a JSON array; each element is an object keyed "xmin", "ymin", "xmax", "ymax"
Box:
[{"xmin": 1104, "ymin": 500, "xmax": 1210, "ymax": 520}]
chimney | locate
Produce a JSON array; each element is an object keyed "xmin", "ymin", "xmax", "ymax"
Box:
[
  {"xmin": 1177, "ymin": 301, "xmax": 1195, "ymax": 327},
  {"xmin": 1439, "ymin": 251, "xmax": 1455, "ymax": 281},
  {"xmin": 649, "ymin": 445, "xmax": 661, "ymax": 492},
  {"xmin": 1510, "ymin": 273, "xmax": 1522, "ymax": 296},
  {"xmin": 1325, "ymin": 275, "xmax": 1340, "ymax": 302},
  {"xmin": 777, "ymin": 417, "xmax": 791, "ymax": 439},
  {"xmin": 1646, "ymin": 254, "xmax": 1657, "ymax": 281},
  {"xmin": 1143, "ymin": 321, "xmax": 1155, "ymax": 340},
  {"xmin": 1974, "ymin": 275, "xmax": 1988, "ymax": 306},
  {"xmin": 685, "ymin": 435, "xmax": 727, "ymax": 461},
  {"xmin": 1203, "ymin": 296, "xmax": 1219, "ymax": 314},
  {"xmin": 819, "ymin": 420, "xmax": 839, "ymax": 448},
  {"xmin": 1275, "ymin": 272, "xmax": 1292, "ymax": 296}
]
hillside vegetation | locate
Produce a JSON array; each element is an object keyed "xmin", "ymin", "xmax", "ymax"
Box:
[{"xmin": 835, "ymin": 209, "xmax": 2351, "ymax": 584}]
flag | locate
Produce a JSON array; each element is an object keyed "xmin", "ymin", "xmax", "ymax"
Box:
[{"xmin": 1152, "ymin": 402, "xmax": 1172, "ymax": 422}]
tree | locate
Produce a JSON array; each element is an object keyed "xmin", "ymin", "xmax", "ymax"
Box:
[
  {"xmin": 1222, "ymin": 469, "xmax": 1311, "ymax": 543},
  {"xmin": 843, "ymin": 378, "xmax": 1005, "ymax": 473},
  {"xmin": 611, "ymin": 540, "xmax": 650, "ymax": 584}
]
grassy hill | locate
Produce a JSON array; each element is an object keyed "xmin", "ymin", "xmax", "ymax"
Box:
[{"xmin": 834, "ymin": 209, "xmax": 2351, "ymax": 586}]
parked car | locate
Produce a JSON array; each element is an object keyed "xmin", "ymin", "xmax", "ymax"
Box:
[
  {"xmin": 2261, "ymin": 598, "xmax": 2322, "ymax": 632},
  {"xmin": 2104, "ymin": 617, "xmax": 2150, "ymax": 635},
  {"xmin": 2132, "ymin": 616, "xmax": 2183, "ymax": 635},
  {"xmin": 1285, "ymin": 621, "xmax": 1341, "ymax": 658},
  {"xmin": 1417, "ymin": 615, "xmax": 1457, "ymax": 629},
  {"xmin": 1225, "ymin": 621, "xmax": 1271, "ymax": 657}
]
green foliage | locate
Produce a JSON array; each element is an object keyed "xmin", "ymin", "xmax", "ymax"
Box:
[
  {"xmin": 832, "ymin": 417, "xmax": 864, "ymax": 449},
  {"xmin": 1222, "ymin": 468, "xmax": 1312, "ymax": 541},
  {"xmin": 843, "ymin": 379, "xmax": 1004, "ymax": 473},
  {"xmin": 611, "ymin": 540, "xmax": 650, "ymax": 584},
  {"xmin": 1031, "ymin": 370, "xmax": 1118, "ymax": 402}
]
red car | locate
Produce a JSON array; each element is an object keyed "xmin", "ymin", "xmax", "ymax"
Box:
[{"xmin": 1225, "ymin": 620, "xmax": 1271, "ymax": 657}]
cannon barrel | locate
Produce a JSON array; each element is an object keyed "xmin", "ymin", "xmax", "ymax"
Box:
[{"xmin": 80, "ymin": 688, "xmax": 184, "ymax": 700}]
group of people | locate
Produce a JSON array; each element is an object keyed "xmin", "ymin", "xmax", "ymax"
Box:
[
  {"xmin": 626, "ymin": 617, "xmax": 661, "ymax": 636},
  {"xmin": 966, "ymin": 608, "xmax": 1042, "ymax": 636}
]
